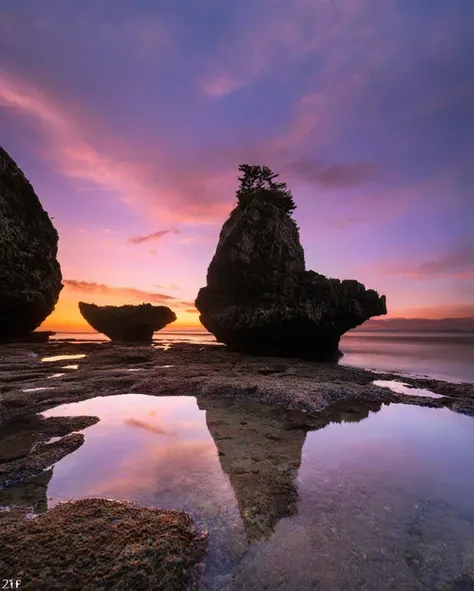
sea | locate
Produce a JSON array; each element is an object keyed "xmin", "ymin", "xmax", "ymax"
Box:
[{"xmin": 51, "ymin": 329, "xmax": 474, "ymax": 384}]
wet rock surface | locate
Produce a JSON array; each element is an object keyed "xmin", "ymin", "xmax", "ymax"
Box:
[
  {"xmin": 79, "ymin": 301, "xmax": 177, "ymax": 342},
  {"xmin": 0, "ymin": 414, "xmax": 99, "ymax": 487},
  {"xmin": 0, "ymin": 469, "xmax": 53, "ymax": 521},
  {"xmin": 0, "ymin": 343, "xmax": 473, "ymax": 591},
  {"xmin": 0, "ymin": 341, "xmax": 473, "ymax": 428},
  {"xmin": 0, "ymin": 498, "xmax": 208, "ymax": 591},
  {"xmin": 0, "ymin": 146, "xmax": 62, "ymax": 339},
  {"xmin": 195, "ymin": 169, "xmax": 386, "ymax": 359}
]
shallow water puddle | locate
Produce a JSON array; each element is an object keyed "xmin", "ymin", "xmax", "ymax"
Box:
[
  {"xmin": 6, "ymin": 396, "xmax": 474, "ymax": 590},
  {"xmin": 61, "ymin": 364, "xmax": 79, "ymax": 370},
  {"xmin": 373, "ymin": 379, "xmax": 446, "ymax": 398},
  {"xmin": 22, "ymin": 387, "xmax": 56, "ymax": 393},
  {"xmin": 47, "ymin": 373, "xmax": 65, "ymax": 379},
  {"xmin": 41, "ymin": 354, "xmax": 86, "ymax": 363}
]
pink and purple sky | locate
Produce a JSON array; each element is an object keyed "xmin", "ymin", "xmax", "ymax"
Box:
[{"xmin": 1, "ymin": 0, "xmax": 473, "ymax": 331}]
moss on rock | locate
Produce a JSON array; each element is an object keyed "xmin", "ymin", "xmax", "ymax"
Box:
[{"xmin": 0, "ymin": 498, "xmax": 208, "ymax": 590}]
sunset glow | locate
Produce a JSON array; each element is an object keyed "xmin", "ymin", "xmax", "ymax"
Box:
[{"xmin": 1, "ymin": 0, "xmax": 473, "ymax": 332}]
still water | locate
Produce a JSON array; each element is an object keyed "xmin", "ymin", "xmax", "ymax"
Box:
[
  {"xmin": 340, "ymin": 331, "xmax": 474, "ymax": 383},
  {"xmin": 11, "ymin": 393, "xmax": 471, "ymax": 590}
]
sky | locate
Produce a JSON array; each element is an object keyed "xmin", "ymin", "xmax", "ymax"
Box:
[{"xmin": 1, "ymin": 0, "xmax": 473, "ymax": 331}]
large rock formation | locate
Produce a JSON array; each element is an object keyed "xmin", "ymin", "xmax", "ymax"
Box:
[
  {"xmin": 79, "ymin": 302, "xmax": 177, "ymax": 342},
  {"xmin": 195, "ymin": 165, "xmax": 387, "ymax": 360},
  {"xmin": 0, "ymin": 146, "xmax": 62, "ymax": 338}
]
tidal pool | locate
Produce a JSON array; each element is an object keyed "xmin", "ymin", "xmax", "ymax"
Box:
[
  {"xmin": 373, "ymin": 379, "xmax": 446, "ymax": 399},
  {"xmin": 7, "ymin": 395, "xmax": 474, "ymax": 590},
  {"xmin": 41, "ymin": 354, "xmax": 86, "ymax": 363}
]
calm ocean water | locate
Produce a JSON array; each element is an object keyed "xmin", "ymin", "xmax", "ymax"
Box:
[{"xmin": 51, "ymin": 330, "xmax": 474, "ymax": 384}]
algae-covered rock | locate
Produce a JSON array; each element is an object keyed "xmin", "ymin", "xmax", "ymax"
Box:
[
  {"xmin": 0, "ymin": 498, "xmax": 208, "ymax": 590},
  {"xmin": 0, "ymin": 146, "xmax": 62, "ymax": 338},
  {"xmin": 195, "ymin": 165, "xmax": 387, "ymax": 359},
  {"xmin": 79, "ymin": 301, "xmax": 177, "ymax": 342}
]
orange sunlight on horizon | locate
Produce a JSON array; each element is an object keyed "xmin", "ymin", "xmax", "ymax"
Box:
[
  {"xmin": 40, "ymin": 283, "xmax": 201, "ymax": 332},
  {"xmin": 39, "ymin": 284, "xmax": 473, "ymax": 333}
]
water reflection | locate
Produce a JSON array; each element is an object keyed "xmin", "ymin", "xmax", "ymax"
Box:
[
  {"xmin": 0, "ymin": 469, "xmax": 52, "ymax": 515},
  {"xmin": 198, "ymin": 397, "xmax": 381, "ymax": 543},
  {"xmin": 22, "ymin": 387, "xmax": 56, "ymax": 393},
  {"xmin": 41, "ymin": 354, "xmax": 86, "ymax": 363},
  {"xmin": 373, "ymin": 379, "xmax": 446, "ymax": 399},
  {"xmin": 2, "ymin": 395, "xmax": 474, "ymax": 590}
]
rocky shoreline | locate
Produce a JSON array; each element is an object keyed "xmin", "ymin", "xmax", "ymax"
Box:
[
  {"xmin": 0, "ymin": 339, "xmax": 473, "ymax": 589},
  {"xmin": 0, "ymin": 340, "xmax": 473, "ymax": 428}
]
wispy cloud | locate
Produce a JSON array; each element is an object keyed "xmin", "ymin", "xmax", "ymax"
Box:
[
  {"xmin": 384, "ymin": 242, "xmax": 474, "ymax": 280},
  {"xmin": 0, "ymin": 71, "xmax": 232, "ymax": 225},
  {"xmin": 153, "ymin": 284, "xmax": 180, "ymax": 291},
  {"xmin": 128, "ymin": 227, "xmax": 180, "ymax": 245},
  {"xmin": 387, "ymin": 305, "xmax": 474, "ymax": 320},
  {"xmin": 63, "ymin": 279, "xmax": 184, "ymax": 305},
  {"xmin": 287, "ymin": 160, "xmax": 378, "ymax": 187},
  {"xmin": 200, "ymin": 0, "xmax": 369, "ymax": 97},
  {"xmin": 123, "ymin": 418, "xmax": 175, "ymax": 436}
]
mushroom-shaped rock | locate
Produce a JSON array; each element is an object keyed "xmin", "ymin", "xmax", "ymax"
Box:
[
  {"xmin": 78, "ymin": 302, "xmax": 177, "ymax": 342},
  {"xmin": 0, "ymin": 146, "xmax": 62, "ymax": 339},
  {"xmin": 195, "ymin": 164, "xmax": 387, "ymax": 360}
]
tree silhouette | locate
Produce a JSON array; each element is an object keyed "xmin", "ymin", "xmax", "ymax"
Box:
[{"xmin": 236, "ymin": 164, "xmax": 297, "ymax": 214}]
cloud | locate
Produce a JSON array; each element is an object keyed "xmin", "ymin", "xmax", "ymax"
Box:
[
  {"xmin": 128, "ymin": 227, "xmax": 180, "ymax": 245},
  {"xmin": 360, "ymin": 316, "xmax": 474, "ymax": 330},
  {"xmin": 200, "ymin": 0, "xmax": 368, "ymax": 98},
  {"xmin": 153, "ymin": 284, "xmax": 180, "ymax": 291},
  {"xmin": 0, "ymin": 71, "xmax": 232, "ymax": 225},
  {"xmin": 180, "ymin": 301, "xmax": 196, "ymax": 308},
  {"xmin": 63, "ymin": 279, "xmax": 184, "ymax": 305},
  {"xmin": 385, "ymin": 305, "xmax": 474, "ymax": 321},
  {"xmin": 385, "ymin": 242, "xmax": 474, "ymax": 280},
  {"xmin": 287, "ymin": 160, "xmax": 377, "ymax": 187},
  {"xmin": 123, "ymin": 418, "xmax": 175, "ymax": 436}
]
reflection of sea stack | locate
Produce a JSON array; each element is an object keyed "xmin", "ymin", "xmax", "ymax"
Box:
[
  {"xmin": 78, "ymin": 302, "xmax": 177, "ymax": 342},
  {"xmin": 197, "ymin": 397, "xmax": 384, "ymax": 543},
  {"xmin": 195, "ymin": 164, "xmax": 387, "ymax": 360},
  {"xmin": 0, "ymin": 146, "xmax": 63, "ymax": 339},
  {"xmin": 197, "ymin": 396, "xmax": 309, "ymax": 542}
]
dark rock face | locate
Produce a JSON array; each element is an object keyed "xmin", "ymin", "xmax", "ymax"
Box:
[
  {"xmin": 195, "ymin": 186, "xmax": 387, "ymax": 360},
  {"xmin": 79, "ymin": 302, "xmax": 177, "ymax": 342},
  {"xmin": 0, "ymin": 147, "xmax": 62, "ymax": 338},
  {"xmin": 2, "ymin": 330, "xmax": 56, "ymax": 344}
]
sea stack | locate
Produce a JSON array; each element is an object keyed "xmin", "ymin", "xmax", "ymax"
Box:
[
  {"xmin": 0, "ymin": 146, "xmax": 62, "ymax": 339},
  {"xmin": 78, "ymin": 302, "xmax": 177, "ymax": 342},
  {"xmin": 195, "ymin": 164, "xmax": 387, "ymax": 360}
]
